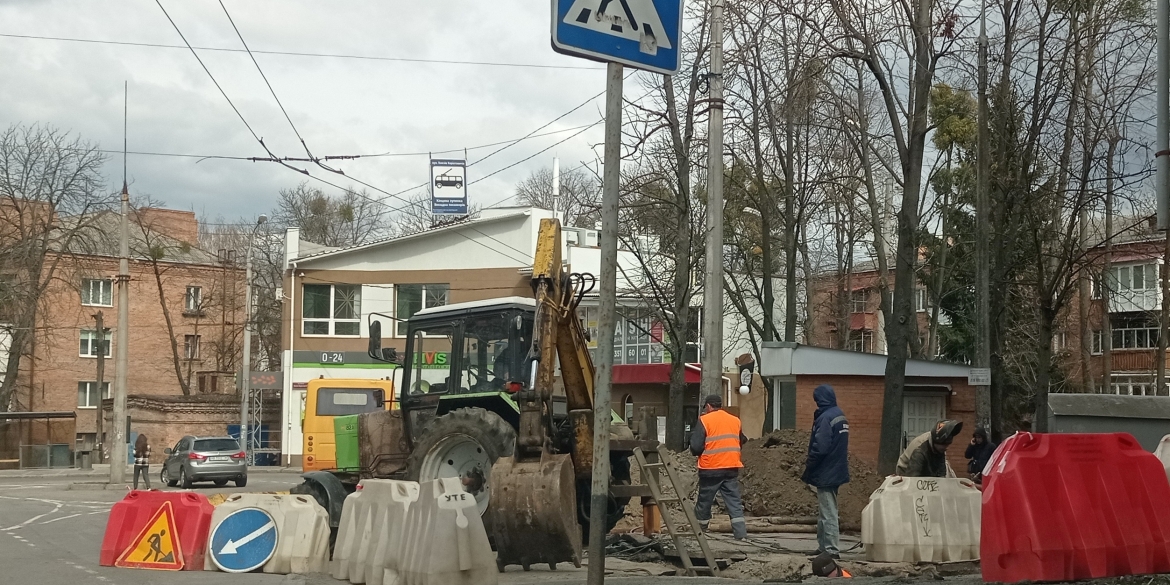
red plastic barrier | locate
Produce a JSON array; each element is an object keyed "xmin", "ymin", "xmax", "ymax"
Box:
[
  {"xmin": 99, "ymin": 490, "xmax": 213, "ymax": 571},
  {"xmin": 981, "ymin": 433, "xmax": 1170, "ymax": 583}
]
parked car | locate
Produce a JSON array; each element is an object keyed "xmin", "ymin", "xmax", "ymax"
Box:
[{"xmin": 160, "ymin": 435, "xmax": 247, "ymax": 489}]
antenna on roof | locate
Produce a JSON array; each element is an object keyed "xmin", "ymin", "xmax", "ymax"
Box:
[{"xmin": 123, "ymin": 81, "xmax": 128, "ymax": 193}]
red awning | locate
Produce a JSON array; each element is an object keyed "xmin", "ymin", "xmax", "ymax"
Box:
[{"xmin": 612, "ymin": 364, "xmax": 701, "ymax": 385}]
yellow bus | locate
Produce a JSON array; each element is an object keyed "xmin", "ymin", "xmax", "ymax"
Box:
[{"xmin": 302, "ymin": 378, "xmax": 394, "ymax": 472}]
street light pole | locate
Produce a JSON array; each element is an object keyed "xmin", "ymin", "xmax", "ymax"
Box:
[
  {"xmin": 240, "ymin": 215, "xmax": 267, "ymax": 463},
  {"xmin": 701, "ymin": 0, "xmax": 726, "ymax": 403}
]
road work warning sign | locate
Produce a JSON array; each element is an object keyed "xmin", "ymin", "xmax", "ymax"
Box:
[{"xmin": 114, "ymin": 501, "xmax": 184, "ymax": 570}]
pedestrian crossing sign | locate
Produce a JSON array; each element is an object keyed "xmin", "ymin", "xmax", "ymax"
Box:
[{"xmin": 114, "ymin": 501, "xmax": 184, "ymax": 570}]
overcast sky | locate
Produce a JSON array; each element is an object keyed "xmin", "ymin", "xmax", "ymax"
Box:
[{"xmin": 0, "ymin": 0, "xmax": 627, "ymax": 222}]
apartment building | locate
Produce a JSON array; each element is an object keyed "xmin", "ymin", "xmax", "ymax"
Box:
[{"xmin": 5, "ymin": 207, "xmax": 245, "ymax": 462}]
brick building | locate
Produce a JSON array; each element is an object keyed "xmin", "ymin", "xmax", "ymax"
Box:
[
  {"xmin": 760, "ymin": 342, "xmax": 977, "ymax": 470},
  {"xmin": 5, "ymin": 207, "xmax": 246, "ymax": 464},
  {"xmin": 805, "ymin": 262, "xmax": 941, "ymax": 357}
]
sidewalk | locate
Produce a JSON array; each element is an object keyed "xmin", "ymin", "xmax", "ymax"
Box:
[{"xmin": 0, "ymin": 464, "xmax": 304, "ymax": 479}]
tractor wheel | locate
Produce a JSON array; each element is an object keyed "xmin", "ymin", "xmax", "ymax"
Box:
[
  {"xmin": 407, "ymin": 407, "xmax": 516, "ymax": 516},
  {"xmin": 576, "ymin": 453, "xmax": 632, "ymax": 545}
]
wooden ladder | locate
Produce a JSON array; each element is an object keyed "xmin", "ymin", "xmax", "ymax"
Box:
[{"xmin": 633, "ymin": 445, "xmax": 719, "ymax": 577}]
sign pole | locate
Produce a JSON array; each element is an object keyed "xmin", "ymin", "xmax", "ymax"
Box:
[{"xmin": 587, "ymin": 60, "xmax": 623, "ymax": 585}]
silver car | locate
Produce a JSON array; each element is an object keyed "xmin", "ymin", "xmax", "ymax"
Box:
[{"xmin": 160, "ymin": 436, "xmax": 248, "ymax": 489}]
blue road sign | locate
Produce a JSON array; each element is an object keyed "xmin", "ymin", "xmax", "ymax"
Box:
[
  {"xmin": 209, "ymin": 508, "xmax": 278, "ymax": 573},
  {"xmin": 552, "ymin": 0, "xmax": 684, "ymax": 74},
  {"xmin": 431, "ymin": 158, "xmax": 468, "ymax": 215}
]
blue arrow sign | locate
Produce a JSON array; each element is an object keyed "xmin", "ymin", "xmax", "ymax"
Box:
[
  {"xmin": 209, "ymin": 508, "xmax": 278, "ymax": 573},
  {"xmin": 552, "ymin": 0, "xmax": 684, "ymax": 75}
]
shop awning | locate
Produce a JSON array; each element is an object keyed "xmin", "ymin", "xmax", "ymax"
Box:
[{"xmin": 612, "ymin": 363, "xmax": 701, "ymax": 385}]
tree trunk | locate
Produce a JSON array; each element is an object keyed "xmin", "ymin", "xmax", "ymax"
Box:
[
  {"xmin": 1034, "ymin": 304, "xmax": 1056, "ymax": 432},
  {"xmin": 151, "ymin": 260, "xmax": 192, "ymax": 396}
]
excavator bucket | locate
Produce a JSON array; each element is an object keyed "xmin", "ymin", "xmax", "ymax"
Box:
[{"xmin": 488, "ymin": 453, "xmax": 582, "ymax": 570}]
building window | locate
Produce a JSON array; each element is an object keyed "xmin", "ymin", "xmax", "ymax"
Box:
[
  {"xmin": 79, "ymin": 329, "xmax": 111, "ymax": 358},
  {"xmin": 184, "ymin": 334, "xmax": 201, "ymax": 359},
  {"xmin": 303, "ymin": 284, "xmax": 362, "ymax": 336},
  {"xmin": 77, "ymin": 381, "xmax": 110, "ymax": 408},
  {"xmin": 81, "ymin": 278, "xmax": 113, "ymax": 306},
  {"xmin": 395, "ymin": 284, "xmax": 448, "ymax": 336},
  {"xmin": 1106, "ymin": 263, "xmax": 1159, "ymax": 294},
  {"xmin": 1052, "ymin": 331, "xmax": 1068, "ymax": 353},
  {"xmin": 914, "ymin": 288, "xmax": 929, "ymax": 312},
  {"xmin": 185, "ymin": 286, "xmax": 202, "ymax": 313},
  {"xmin": 847, "ymin": 330, "xmax": 873, "ymax": 353},
  {"xmin": 850, "ymin": 289, "xmax": 870, "ymax": 314}
]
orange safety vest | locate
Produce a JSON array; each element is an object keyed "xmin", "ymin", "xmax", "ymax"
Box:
[{"xmin": 698, "ymin": 409, "xmax": 743, "ymax": 470}]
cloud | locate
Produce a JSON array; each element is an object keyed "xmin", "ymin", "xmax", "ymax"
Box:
[{"xmin": 0, "ymin": 0, "xmax": 616, "ymax": 220}]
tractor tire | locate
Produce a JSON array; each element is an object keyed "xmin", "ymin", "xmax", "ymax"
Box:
[
  {"xmin": 577, "ymin": 453, "xmax": 632, "ymax": 545},
  {"xmin": 406, "ymin": 407, "xmax": 516, "ymax": 517}
]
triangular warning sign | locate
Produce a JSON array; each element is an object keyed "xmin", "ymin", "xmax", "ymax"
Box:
[
  {"xmin": 115, "ymin": 501, "xmax": 184, "ymax": 570},
  {"xmin": 564, "ymin": 0, "xmax": 673, "ymax": 53}
]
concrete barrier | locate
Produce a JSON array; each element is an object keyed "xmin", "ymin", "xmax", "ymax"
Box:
[
  {"xmin": 862, "ymin": 476, "xmax": 981, "ymax": 563},
  {"xmin": 100, "ymin": 490, "xmax": 214, "ymax": 571},
  {"xmin": 331, "ymin": 479, "xmax": 418, "ymax": 585},
  {"xmin": 397, "ymin": 477, "xmax": 497, "ymax": 585},
  {"xmin": 1154, "ymin": 435, "xmax": 1170, "ymax": 482},
  {"xmin": 203, "ymin": 493, "xmax": 330, "ymax": 574}
]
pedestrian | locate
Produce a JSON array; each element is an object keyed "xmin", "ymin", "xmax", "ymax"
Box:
[
  {"xmin": 801, "ymin": 384, "xmax": 850, "ymax": 559},
  {"xmin": 896, "ymin": 420, "xmax": 963, "ymax": 478},
  {"xmin": 690, "ymin": 394, "xmax": 748, "ymax": 540},
  {"xmin": 133, "ymin": 434, "xmax": 151, "ymax": 490},
  {"xmin": 964, "ymin": 427, "xmax": 997, "ymax": 484}
]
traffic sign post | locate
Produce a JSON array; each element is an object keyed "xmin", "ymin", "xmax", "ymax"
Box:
[
  {"xmin": 209, "ymin": 508, "xmax": 278, "ymax": 574},
  {"xmin": 552, "ymin": 0, "xmax": 684, "ymax": 74}
]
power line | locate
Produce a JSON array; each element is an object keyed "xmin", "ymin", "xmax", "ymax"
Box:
[
  {"xmin": 93, "ymin": 123, "xmax": 600, "ymax": 162},
  {"xmin": 218, "ymin": 0, "xmax": 312, "ymax": 160},
  {"xmin": 0, "ymin": 32, "xmax": 603, "ymax": 71}
]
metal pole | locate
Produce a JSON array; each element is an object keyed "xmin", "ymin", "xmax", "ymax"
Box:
[
  {"xmin": 110, "ymin": 183, "xmax": 130, "ymax": 484},
  {"xmin": 240, "ymin": 238, "xmax": 254, "ymax": 462},
  {"xmin": 240, "ymin": 216, "xmax": 265, "ymax": 463},
  {"xmin": 975, "ymin": 0, "xmax": 992, "ymax": 430},
  {"xmin": 552, "ymin": 156, "xmax": 561, "ymax": 220},
  {"xmin": 587, "ymin": 61, "xmax": 622, "ymax": 585},
  {"xmin": 1157, "ymin": 0, "xmax": 1169, "ymax": 230},
  {"xmin": 702, "ymin": 0, "xmax": 726, "ymax": 402},
  {"xmin": 93, "ymin": 311, "xmax": 105, "ymax": 464}
]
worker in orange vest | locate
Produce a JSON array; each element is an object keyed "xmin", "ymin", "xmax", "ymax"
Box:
[{"xmin": 689, "ymin": 394, "xmax": 748, "ymax": 539}]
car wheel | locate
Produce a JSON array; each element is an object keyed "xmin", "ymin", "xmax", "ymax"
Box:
[
  {"xmin": 235, "ymin": 475, "xmax": 247, "ymax": 488},
  {"xmin": 213, "ymin": 479, "xmax": 228, "ymax": 487},
  {"xmin": 161, "ymin": 467, "xmax": 178, "ymax": 488},
  {"xmin": 179, "ymin": 467, "xmax": 193, "ymax": 489}
]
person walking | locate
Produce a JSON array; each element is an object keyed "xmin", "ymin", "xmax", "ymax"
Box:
[
  {"xmin": 964, "ymin": 427, "xmax": 997, "ymax": 484},
  {"xmin": 133, "ymin": 434, "xmax": 152, "ymax": 490},
  {"xmin": 896, "ymin": 420, "xmax": 963, "ymax": 478},
  {"xmin": 801, "ymin": 384, "xmax": 850, "ymax": 559},
  {"xmin": 689, "ymin": 394, "xmax": 748, "ymax": 540}
]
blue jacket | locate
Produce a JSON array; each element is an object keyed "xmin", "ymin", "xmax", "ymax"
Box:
[{"xmin": 801, "ymin": 385, "xmax": 850, "ymax": 488}]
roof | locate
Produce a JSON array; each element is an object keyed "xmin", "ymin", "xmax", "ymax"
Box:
[
  {"xmin": 413, "ymin": 296, "xmax": 536, "ymax": 319},
  {"xmin": 293, "ymin": 209, "xmax": 533, "ymax": 265},
  {"xmin": 56, "ymin": 210, "xmax": 220, "ymax": 266},
  {"xmin": 758, "ymin": 342, "xmax": 972, "ymax": 378},
  {"xmin": 1048, "ymin": 394, "xmax": 1170, "ymax": 420}
]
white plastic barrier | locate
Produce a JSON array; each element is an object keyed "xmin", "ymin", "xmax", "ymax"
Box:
[
  {"xmin": 204, "ymin": 493, "xmax": 330, "ymax": 574},
  {"xmin": 331, "ymin": 479, "xmax": 418, "ymax": 585},
  {"xmin": 1155, "ymin": 435, "xmax": 1170, "ymax": 482},
  {"xmin": 397, "ymin": 477, "xmax": 497, "ymax": 585},
  {"xmin": 861, "ymin": 476, "xmax": 981, "ymax": 563}
]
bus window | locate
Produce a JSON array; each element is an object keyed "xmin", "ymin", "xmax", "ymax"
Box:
[{"xmin": 316, "ymin": 388, "xmax": 384, "ymax": 416}]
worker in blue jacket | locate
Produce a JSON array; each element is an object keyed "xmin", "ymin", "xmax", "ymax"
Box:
[{"xmin": 801, "ymin": 384, "xmax": 850, "ymax": 559}]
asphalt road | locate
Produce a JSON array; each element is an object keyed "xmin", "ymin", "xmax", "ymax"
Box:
[{"xmin": 0, "ymin": 473, "xmax": 741, "ymax": 585}]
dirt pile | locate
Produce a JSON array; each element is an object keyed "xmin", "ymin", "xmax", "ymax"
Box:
[{"xmin": 740, "ymin": 430, "xmax": 884, "ymax": 528}]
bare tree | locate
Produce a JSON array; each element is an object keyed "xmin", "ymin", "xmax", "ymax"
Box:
[
  {"xmin": 273, "ymin": 182, "xmax": 389, "ymax": 247},
  {"xmin": 514, "ymin": 166, "xmax": 600, "ymax": 228},
  {"xmin": 390, "ymin": 189, "xmax": 480, "ymax": 237},
  {"xmin": 0, "ymin": 124, "xmax": 111, "ymax": 411}
]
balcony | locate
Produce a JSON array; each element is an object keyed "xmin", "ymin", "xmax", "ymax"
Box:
[{"xmin": 1108, "ymin": 288, "xmax": 1160, "ymax": 313}]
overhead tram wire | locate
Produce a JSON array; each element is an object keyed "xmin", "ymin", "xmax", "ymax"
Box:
[
  {"xmin": 93, "ymin": 123, "xmax": 598, "ymax": 163},
  {"xmin": 0, "ymin": 32, "xmax": 604, "ymax": 71}
]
